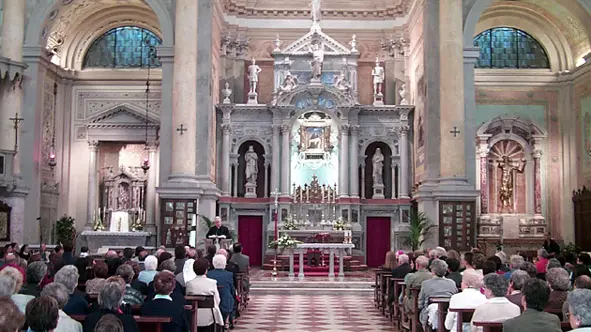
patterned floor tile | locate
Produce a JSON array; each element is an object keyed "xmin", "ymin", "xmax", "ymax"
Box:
[{"xmin": 233, "ymin": 294, "xmax": 396, "ymax": 331}]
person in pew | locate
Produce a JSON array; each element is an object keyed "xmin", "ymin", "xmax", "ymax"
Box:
[
  {"xmin": 115, "ymin": 265, "xmax": 143, "ymax": 306},
  {"xmin": 502, "ymin": 278, "xmax": 562, "ymax": 332},
  {"xmin": 125, "ymin": 261, "xmax": 147, "ymax": 295},
  {"xmin": 207, "ymin": 254, "xmax": 235, "ymax": 330},
  {"xmin": 137, "ymin": 255, "xmax": 158, "ymax": 286},
  {"xmin": 445, "ymin": 270, "xmax": 487, "ymax": 332},
  {"xmin": 0, "ymin": 296, "xmax": 25, "ymax": 332},
  {"xmin": 519, "ymin": 261, "xmax": 538, "ymax": 279},
  {"xmin": 176, "ymin": 259, "xmax": 196, "ymax": 288},
  {"xmin": 403, "ymin": 255, "xmax": 431, "ymax": 314},
  {"xmin": 382, "ymin": 251, "xmax": 397, "ymax": 271},
  {"xmin": 566, "ymin": 288, "xmax": 591, "ymax": 331},
  {"xmin": 74, "ymin": 256, "xmax": 94, "ymax": 284},
  {"xmin": 54, "ymin": 266, "xmax": 89, "ymax": 316},
  {"xmin": 446, "ymin": 258, "xmax": 463, "ymax": 289},
  {"xmin": 204, "ymin": 246, "xmax": 217, "ymax": 271},
  {"xmin": 230, "ymin": 243, "xmax": 250, "ymax": 274},
  {"xmin": 173, "ymin": 246, "xmax": 187, "ymax": 275},
  {"xmin": 562, "ymin": 275, "xmax": 591, "ymax": 321},
  {"xmin": 85, "ymin": 261, "xmax": 108, "ymax": 295},
  {"xmin": 83, "ymin": 277, "xmax": 139, "ymax": 332},
  {"xmin": 0, "ymin": 266, "xmax": 34, "ymax": 314},
  {"xmin": 61, "ymin": 244, "xmax": 76, "ymax": 266},
  {"xmin": 392, "ymin": 254, "xmax": 412, "ymax": 279},
  {"xmin": 140, "ymin": 271, "xmax": 189, "ymax": 332},
  {"xmin": 470, "ymin": 273, "xmax": 520, "ymax": 332},
  {"xmin": 146, "ymin": 260, "xmax": 185, "ymax": 304},
  {"xmin": 20, "ymin": 261, "xmax": 47, "ymax": 298},
  {"xmin": 545, "ymin": 267, "xmax": 571, "ymax": 311},
  {"xmin": 418, "ymin": 259, "xmax": 458, "ymax": 330},
  {"xmin": 506, "ymin": 270, "xmax": 530, "ymax": 310},
  {"xmin": 218, "ymin": 249, "xmax": 239, "ymax": 286},
  {"xmin": 504, "ymin": 255, "xmax": 525, "ymax": 280},
  {"xmin": 41, "ymin": 282, "xmax": 83, "ymax": 332},
  {"xmin": 185, "ymin": 258, "xmax": 224, "ymax": 332},
  {"xmin": 94, "ymin": 314, "xmax": 123, "ymax": 332},
  {"xmin": 25, "ymin": 296, "xmax": 59, "ymax": 332}
]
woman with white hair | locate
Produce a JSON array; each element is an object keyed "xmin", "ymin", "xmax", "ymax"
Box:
[
  {"xmin": 566, "ymin": 288, "xmax": 591, "ymax": 331},
  {"xmin": 138, "ymin": 255, "xmax": 158, "ymax": 285},
  {"xmin": 445, "ymin": 270, "xmax": 486, "ymax": 332},
  {"xmin": 41, "ymin": 282, "xmax": 83, "ymax": 332},
  {"xmin": 0, "ymin": 267, "xmax": 33, "ymax": 313},
  {"xmin": 54, "ymin": 265, "xmax": 89, "ymax": 315},
  {"xmin": 207, "ymin": 254, "xmax": 235, "ymax": 329},
  {"xmin": 83, "ymin": 277, "xmax": 139, "ymax": 332}
]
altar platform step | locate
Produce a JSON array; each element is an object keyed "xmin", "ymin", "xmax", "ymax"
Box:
[{"xmin": 250, "ymin": 278, "xmax": 373, "ymax": 295}]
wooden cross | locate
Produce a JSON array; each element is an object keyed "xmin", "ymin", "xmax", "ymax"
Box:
[
  {"xmin": 176, "ymin": 124, "xmax": 187, "ymax": 135},
  {"xmin": 450, "ymin": 126, "xmax": 461, "ymax": 137},
  {"xmin": 9, "ymin": 113, "xmax": 24, "ymax": 151}
]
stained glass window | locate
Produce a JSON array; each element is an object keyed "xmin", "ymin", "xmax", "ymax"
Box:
[
  {"xmin": 83, "ymin": 26, "xmax": 161, "ymax": 68},
  {"xmin": 474, "ymin": 28, "xmax": 550, "ymax": 69}
]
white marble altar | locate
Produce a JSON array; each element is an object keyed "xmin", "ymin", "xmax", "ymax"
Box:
[{"xmin": 285, "ymin": 243, "xmax": 354, "ymax": 278}]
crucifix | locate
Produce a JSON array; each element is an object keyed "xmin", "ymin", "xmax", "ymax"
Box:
[
  {"xmin": 450, "ymin": 126, "xmax": 461, "ymax": 137},
  {"xmin": 9, "ymin": 113, "xmax": 24, "ymax": 151},
  {"xmin": 176, "ymin": 124, "xmax": 187, "ymax": 135}
]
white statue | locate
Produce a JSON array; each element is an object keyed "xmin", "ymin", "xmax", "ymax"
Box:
[
  {"xmin": 349, "ymin": 34, "xmax": 358, "ymax": 52},
  {"xmin": 399, "ymin": 83, "xmax": 408, "ymax": 105},
  {"xmin": 248, "ymin": 58, "xmax": 262, "ymax": 94},
  {"xmin": 372, "ymin": 57, "xmax": 385, "ymax": 95},
  {"xmin": 279, "ymin": 73, "xmax": 298, "ymax": 93},
  {"xmin": 222, "ymin": 82, "xmax": 232, "ymax": 104},
  {"xmin": 311, "ymin": 0, "xmax": 322, "ymax": 25},
  {"xmin": 333, "ymin": 72, "xmax": 350, "ymax": 92},
  {"xmin": 372, "ymin": 148, "xmax": 384, "ymax": 185},
  {"xmin": 273, "ymin": 34, "xmax": 282, "ymax": 52},
  {"xmin": 244, "ymin": 145, "xmax": 258, "ymax": 184},
  {"xmin": 309, "ymin": 42, "xmax": 324, "ymax": 80}
]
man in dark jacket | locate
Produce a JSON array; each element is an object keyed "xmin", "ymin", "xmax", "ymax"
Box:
[
  {"xmin": 392, "ymin": 254, "xmax": 413, "ymax": 279},
  {"xmin": 173, "ymin": 245, "xmax": 187, "ymax": 275},
  {"xmin": 61, "ymin": 243, "xmax": 76, "ymax": 266},
  {"xmin": 503, "ymin": 278, "xmax": 562, "ymax": 332}
]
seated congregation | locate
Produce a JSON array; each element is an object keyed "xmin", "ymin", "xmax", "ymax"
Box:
[
  {"xmin": 375, "ymin": 247, "xmax": 591, "ymax": 332},
  {"xmin": 0, "ymin": 242, "xmax": 251, "ymax": 332}
]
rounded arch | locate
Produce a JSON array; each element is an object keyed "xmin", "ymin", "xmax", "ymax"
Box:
[
  {"xmin": 464, "ymin": 0, "xmax": 495, "ymax": 47},
  {"xmin": 24, "ymin": 0, "xmax": 173, "ymax": 49},
  {"xmin": 359, "ymin": 138, "xmax": 398, "ymax": 160},
  {"xmin": 232, "ymin": 136, "xmax": 269, "ymax": 155},
  {"xmin": 364, "ymin": 141, "xmax": 393, "ymax": 199},
  {"xmin": 287, "ymin": 108, "xmax": 344, "ymax": 130},
  {"xmin": 236, "ymin": 140, "xmax": 266, "ymax": 198}
]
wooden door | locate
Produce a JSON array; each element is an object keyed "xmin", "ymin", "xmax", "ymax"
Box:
[
  {"xmin": 238, "ymin": 215, "xmax": 263, "ymax": 267},
  {"xmin": 573, "ymin": 187, "xmax": 591, "ymax": 251},
  {"xmin": 439, "ymin": 201, "xmax": 476, "ymax": 251},
  {"xmin": 366, "ymin": 217, "xmax": 391, "ymax": 268},
  {"xmin": 160, "ymin": 199, "xmax": 197, "ymax": 247}
]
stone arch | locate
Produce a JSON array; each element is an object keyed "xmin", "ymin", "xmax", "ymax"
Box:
[
  {"xmin": 463, "ymin": 0, "xmax": 495, "ymax": 46},
  {"xmin": 359, "ymin": 137, "xmax": 398, "ymax": 160},
  {"xmin": 236, "ymin": 140, "xmax": 266, "ymax": 198},
  {"xmin": 232, "ymin": 136, "xmax": 269, "ymax": 155},
  {"xmin": 364, "ymin": 141, "xmax": 393, "ymax": 199}
]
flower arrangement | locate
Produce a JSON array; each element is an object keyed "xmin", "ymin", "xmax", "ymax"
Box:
[
  {"xmin": 268, "ymin": 233, "xmax": 302, "ymax": 249},
  {"xmin": 333, "ymin": 217, "xmax": 346, "ymax": 231},
  {"xmin": 282, "ymin": 217, "xmax": 299, "ymax": 230}
]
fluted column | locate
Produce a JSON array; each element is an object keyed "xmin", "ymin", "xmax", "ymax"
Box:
[
  {"xmin": 221, "ymin": 124, "xmax": 231, "ymax": 195},
  {"xmin": 339, "ymin": 125, "xmax": 350, "ymax": 197},
  {"xmin": 271, "ymin": 125, "xmax": 281, "ymax": 195},
  {"xmin": 399, "ymin": 127, "xmax": 409, "ymax": 198},
  {"xmin": 478, "ymin": 138, "xmax": 490, "ymax": 214},
  {"xmin": 145, "ymin": 141, "xmax": 159, "ymax": 233},
  {"xmin": 532, "ymin": 148, "xmax": 543, "ymax": 215},
  {"xmin": 86, "ymin": 141, "xmax": 99, "ymax": 230},
  {"xmin": 281, "ymin": 124, "xmax": 291, "ymax": 195},
  {"xmin": 361, "ymin": 164, "xmax": 366, "ymax": 199},
  {"xmin": 169, "ymin": 0, "xmax": 198, "ymax": 180},
  {"xmin": 0, "ymin": 0, "xmax": 26, "ymax": 176},
  {"xmin": 349, "ymin": 126, "xmax": 359, "ymax": 198}
]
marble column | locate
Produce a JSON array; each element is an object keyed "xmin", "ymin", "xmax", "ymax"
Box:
[
  {"xmin": 339, "ymin": 125, "xmax": 349, "ymax": 197},
  {"xmin": 221, "ymin": 124, "xmax": 231, "ymax": 195},
  {"xmin": 391, "ymin": 160, "xmax": 398, "ymax": 198},
  {"xmin": 231, "ymin": 161, "xmax": 238, "ymax": 197},
  {"xmin": 169, "ymin": 0, "xmax": 198, "ymax": 180},
  {"xmin": 86, "ymin": 141, "xmax": 99, "ymax": 230},
  {"xmin": 271, "ymin": 125, "xmax": 281, "ymax": 195},
  {"xmin": 349, "ymin": 126, "xmax": 359, "ymax": 197},
  {"xmin": 264, "ymin": 159, "xmax": 270, "ymax": 197},
  {"xmin": 533, "ymin": 149, "xmax": 543, "ymax": 215},
  {"xmin": 478, "ymin": 139, "xmax": 490, "ymax": 214},
  {"xmin": 439, "ymin": 0, "xmax": 465, "ymax": 178},
  {"xmin": 281, "ymin": 124, "xmax": 291, "ymax": 195},
  {"xmin": 0, "ymin": 0, "xmax": 26, "ymax": 176},
  {"xmin": 145, "ymin": 141, "xmax": 159, "ymax": 233},
  {"xmin": 360, "ymin": 164, "xmax": 366, "ymax": 199},
  {"xmin": 399, "ymin": 128, "xmax": 409, "ymax": 198}
]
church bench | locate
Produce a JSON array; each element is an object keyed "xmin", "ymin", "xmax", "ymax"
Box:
[
  {"xmin": 472, "ymin": 321, "xmax": 572, "ymax": 332},
  {"xmin": 428, "ymin": 297, "xmax": 450, "ymax": 332},
  {"xmin": 386, "ymin": 277, "xmax": 404, "ymax": 321},
  {"xmin": 393, "ymin": 281, "xmax": 406, "ymax": 330},
  {"xmin": 70, "ymin": 314, "xmax": 172, "ymax": 332},
  {"xmin": 185, "ymin": 295, "xmax": 216, "ymax": 332},
  {"xmin": 448, "ymin": 307, "xmax": 475, "ymax": 332},
  {"xmin": 400, "ymin": 287, "xmax": 421, "ymax": 332},
  {"xmin": 373, "ymin": 270, "xmax": 389, "ymax": 310}
]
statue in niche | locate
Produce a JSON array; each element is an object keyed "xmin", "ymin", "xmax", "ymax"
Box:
[
  {"xmin": 117, "ymin": 183, "xmax": 131, "ymax": 210},
  {"xmin": 399, "ymin": 83, "xmax": 408, "ymax": 105},
  {"xmin": 308, "ymin": 42, "xmax": 324, "ymax": 80},
  {"xmin": 244, "ymin": 146, "xmax": 259, "ymax": 184},
  {"xmin": 222, "ymin": 82, "xmax": 232, "ymax": 104},
  {"xmin": 372, "ymin": 148, "xmax": 385, "ymax": 185},
  {"xmin": 248, "ymin": 58, "xmax": 262, "ymax": 94},
  {"xmin": 279, "ymin": 73, "xmax": 298, "ymax": 93},
  {"xmin": 349, "ymin": 34, "xmax": 358, "ymax": 52},
  {"xmin": 333, "ymin": 72, "xmax": 351, "ymax": 92},
  {"xmin": 497, "ymin": 155, "xmax": 525, "ymax": 212},
  {"xmin": 311, "ymin": 0, "xmax": 322, "ymax": 25},
  {"xmin": 372, "ymin": 57, "xmax": 385, "ymax": 95}
]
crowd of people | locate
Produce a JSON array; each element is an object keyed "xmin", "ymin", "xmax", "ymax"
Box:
[
  {"xmin": 382, "ymin": 245, "xmax": 591, "ymax": 332},
  {"xmin": 0, "ymin": 241, "xmax": 250, "ymax": 332}
]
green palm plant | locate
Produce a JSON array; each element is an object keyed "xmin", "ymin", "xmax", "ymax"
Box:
[{"xmin": 405, "ymin": 211, "xmax": 436, "ymax": 251}]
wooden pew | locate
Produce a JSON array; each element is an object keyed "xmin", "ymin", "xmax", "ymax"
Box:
[
  {"xmin": 391, "ymin": 279, "xmax": 405, "ymax": 328},
  {"xmin": 386, "ymin": 277, "xmax": 404, "ymax": 321},
  {"xmin": 70, "ymin": 314, "xmax": 172, "ymax": 332},
  {"xmin": 185, "ymin": 295, "xmax": 214, "ymax": 332},
  {"xmin": 428, "ymin": 297, "xmax": 450, "ymax": 332},
  {"xmin": 373, "ymin": 270, "xmax": 389, "ymax": 311},
  {"xmin": 400, "ymin": 287, "xmax": 421, "ymax": 332},
  {"xmin": 448, "ymin": 308, "xmax": 475, "ymax": 332},
  {"xmin": 473, "ymin": 321, "xmax": 572, "ymax": 332}
]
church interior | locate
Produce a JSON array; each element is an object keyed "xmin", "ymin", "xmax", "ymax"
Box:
[{"xmin": 1, "ymin": 0, "xmax": 591, "ymax": 330}]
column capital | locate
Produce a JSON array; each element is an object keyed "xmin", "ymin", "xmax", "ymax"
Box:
[
  {"xmin": 280, "ymin": 124, "xmax": 291, "ymax": 134},
  {"xmin": 273, "ymin": 124, "xmax": 281, "ymax": 135},
  {"xmin": 88, "ymin": 140, "xmax": 99, "ymax": 151},
  {"xmin": 400, "ymin": 125, "xmax": 410, "ymax": 135},
  {"xmin": 222, "ymin": 123, "xmax": 232, "ymax": 135},
  {"xmin": 532, "ymin": 149, "xmax": 543, "ymax": 159},
  {"xmin": 340, "ymin": 124, "xmax": 350, "ymax": 134},
  {"xmin": 349, "ymin": 125, "xmax": 360, "ymax": 136}
]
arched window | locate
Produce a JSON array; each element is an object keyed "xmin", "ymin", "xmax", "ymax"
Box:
[
  {"xmin": 474, "ymin": 28, "xmax": 550, "ymax": 69},
  {"xmin": 83, "ymin": 26, "xmax": 161, "ymax": 68}
]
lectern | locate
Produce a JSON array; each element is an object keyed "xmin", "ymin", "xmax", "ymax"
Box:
[{"xmin": 205, "ymin": 235, "xmax": 232, "ymax": 251}]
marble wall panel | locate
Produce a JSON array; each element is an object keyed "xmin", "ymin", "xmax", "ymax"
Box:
[{"xmin": 575, "ymin": 79, "xmax": 591, "ymax": 188}]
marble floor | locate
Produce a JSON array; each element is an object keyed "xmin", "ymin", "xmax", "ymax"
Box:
[{"xmin": 233, "ymin": 294, "xmax": 395, "ymax": 332}]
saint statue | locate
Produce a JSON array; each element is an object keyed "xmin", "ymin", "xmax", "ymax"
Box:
[
  {"xmin": 311, "ymin": 0, "xmax": 322, "ymax": 25},
  {"xmin": 279, "ymin": 73, "xmax": 298, "ymax": 93},
  {"xmin": 117, "ymin": 184, "xmax": 130, "ymax": 210},
  {"xmin": 222, "ymin": 82, "xmax": 232, "ymax": 104},
  {"xmin": 372, "ymin": 57, "xmax": 385, "ymax": 95},
  {"xmin": 309, "ymin": 43, "xmax": 324, "ymax": 80},
  {"xmin": 248, "ymin": 58, "xmax": 262, "ymax": 94},
  {"xmin": 244, "ymin": 145, "xmax": 258, "ymax": 184},
  {"xmin": 333, "ymin": 72, "xmax": 350, "ymax": 92},
  {"xmin": 497, "ymin": 155, "xmax": 525, "ymax": 211},
  {"xmin": 399, "ymin": 83, "xmax": 408, "ymax": 105},
  {"xmin": 372, "ymin": 148, "xmax": 385, "ymax": 185}
]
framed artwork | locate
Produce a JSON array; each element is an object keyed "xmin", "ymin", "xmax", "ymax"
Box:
[{"xmin": 0, "ymin": 201, "xmax": 11, "ymax": 241}]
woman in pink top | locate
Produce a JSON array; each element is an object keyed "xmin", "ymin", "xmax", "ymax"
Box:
[{"xmin": 536, "ymin": 248, "xmax": 550, "ymax": 275}]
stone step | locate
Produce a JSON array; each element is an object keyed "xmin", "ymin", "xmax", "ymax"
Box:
[
  {"xmin": 251, "ymin": 279, "xmax": 373, "ymax": 290},
  {"xmin": 250, "ymin": 287, "xmax": 373, "ymax": 295}
]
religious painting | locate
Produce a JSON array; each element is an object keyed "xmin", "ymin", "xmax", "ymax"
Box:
[
  {"xmin": 0, "ymin": 201, "xmax": 10, "ymax": 241},
  {"xmin": 165, "ymin": 202, "xmax": 173, "ymax": 212},
  {"xmin": 297, "ymin": 112, "xmax": 332, "ymax": 156}
]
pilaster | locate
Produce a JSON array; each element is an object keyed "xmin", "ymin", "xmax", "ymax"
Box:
[
  {"xmin": 280, "ymin": 124, "xmax": 291, "ymax": 196},
  {"xmin": 86, "ymin": 141, "xmax": 99, "ymax": 230},
  {"xmin": 339, "ymin": 124, "xmax": 350, "ymax": 197},
  {"xmin": 349, "ymin": 125, "xmax": 359, "ymax": 197},
  {"xmin": 145, "ymin": 141, "xmax": 159, "ymax": 234}
]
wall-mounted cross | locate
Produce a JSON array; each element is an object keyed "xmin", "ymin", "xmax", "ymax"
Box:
[
  {"xmin": 9, "ymin": 113, "xmax": 24, "ymax": 151},
  {"xmin": 176, "ymin": 124, "xmax": 187, "ymax": 135},
  {"xmin": 450, "ymin": 126, "xmax": 461, "ymax": 137}
]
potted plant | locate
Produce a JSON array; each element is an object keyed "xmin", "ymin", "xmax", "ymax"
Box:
[
  {"xmin": 55, "ymin": 215, "xmax": 76, "ymax": 247},
  {"xmin": 405, "ymin": 211, "xmax": 435, "ymax": 251},
  {"xmin": 268, "ymin": 233, "xmax": 302, "ymax": 251}
]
